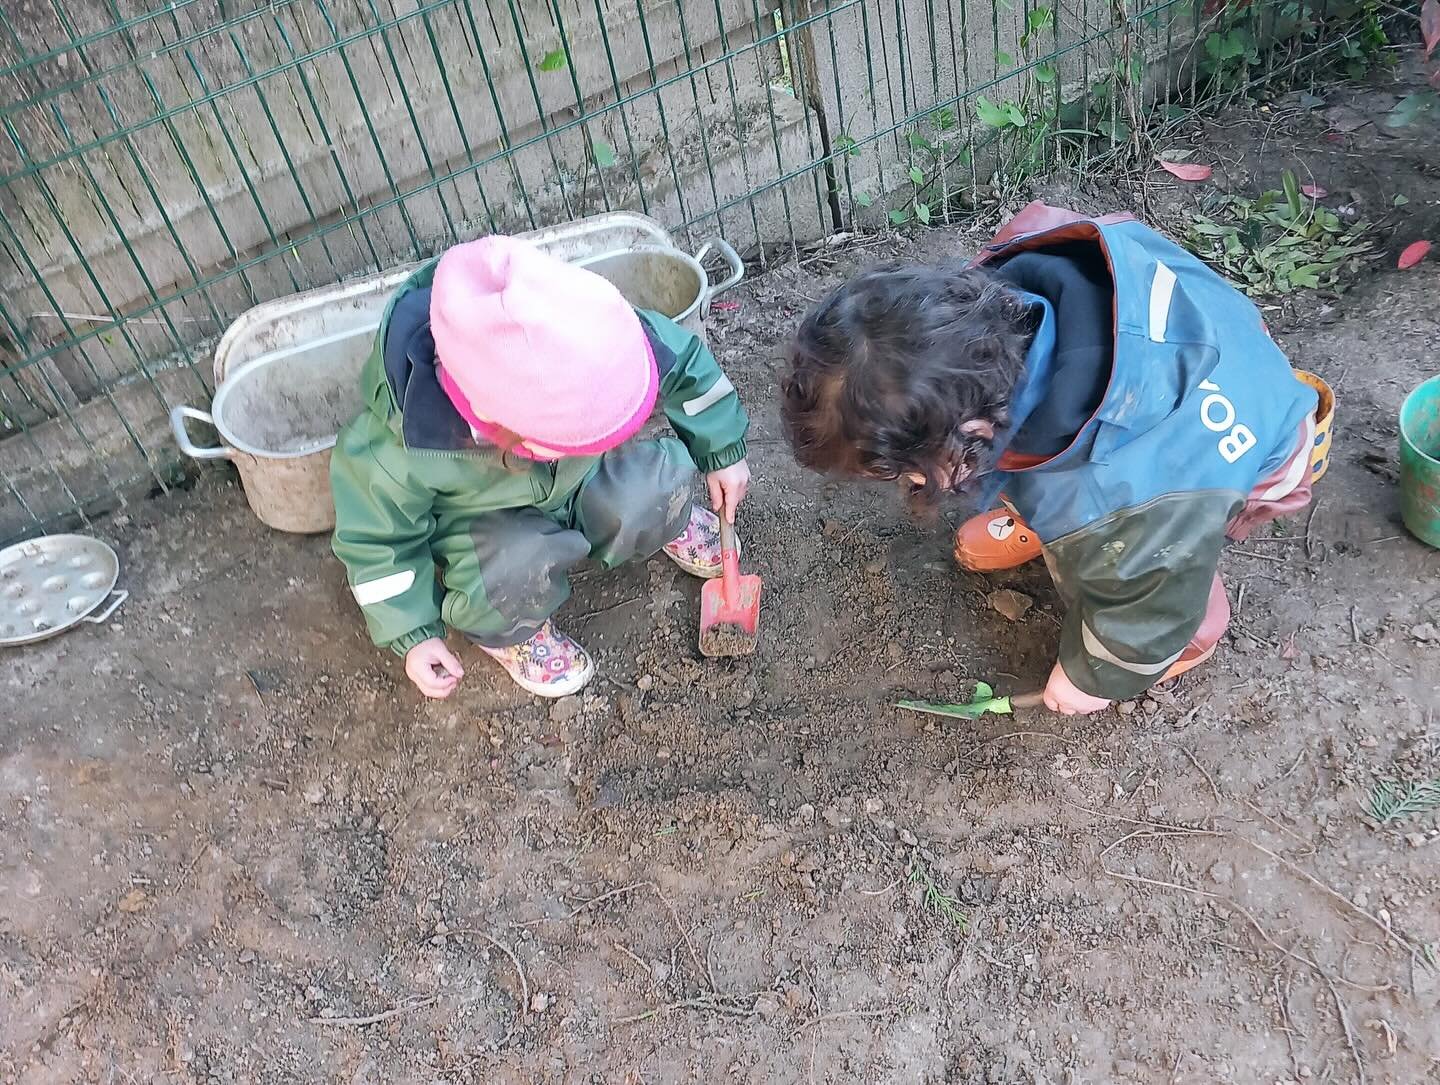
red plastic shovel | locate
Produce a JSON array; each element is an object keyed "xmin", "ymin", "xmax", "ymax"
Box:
[{"xmin": 699, "ymin": 518, "xmax": 761, "ymax": 657}]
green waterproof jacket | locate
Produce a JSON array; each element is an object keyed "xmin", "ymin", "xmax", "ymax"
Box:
[{"xmin": 330, "ymin": 260, "xmax": 749, "ymax": 656}]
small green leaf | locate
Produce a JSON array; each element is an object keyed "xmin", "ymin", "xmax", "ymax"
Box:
[
  {"xmin": 997, "ymin": 51, "xmax": 1015, "ymax": 68},
  {"xmin": 915, "ymin": 202, "xmax": 931, "ymax": 225},
  {"xmin": 975, "ymin": 96, "xmax": 1012, "ymax": 128},
  {"xmin": 1034, "ymin": 62, "xmax": 1057, "ymax": 84},
  {"xmin": 930, "ymin": 106, "xmax": 957, "ymax": 130},
  {"xmin": 1394, "ymin": 194, "xmax": 1410, "ymax": 207},
  {"xmin": 592, "ymin": 138, "xmax": 617, "ymax": 168},
  {"xmin": 1205, "ymin": 28, "xmax": 1248, "ymax": 62},
  {"xmin": 1364, "ymin": 779, "xmax": 1440, "ymax": 824},
  {"xmin": 1387, "ymin": 91, "xmax": 1438, "ymax": 128},
  {"xmin": 1097, "ymin": 117, "xmax": 1130, "ymax": 142},
  {"xmin": 854, "ymin": 191, "xmax": 874, "ymax": 208},
  {"xmin": 909, "ymin": 165, "xmax": 925, "ymax": 185},
  {"xmin": 836, "ymin": 133, "xmax": 862, "ymax": 157},
  {"xmin": 907, "ymin": 130, "xmax": 936, "ymax": 152},
  {"xmin": 909, "ymin": 858, "xmax": 970, "ymax": 930},
  {"xmin": 1282, "ymin": 169, "xmax": 1302, "ymax": 217},
  {"xmin": 972, "ymin": 681, "xmax": 995, "ymax": 702},
  {"xmin": 888, "ymin": 207, "xmax": 911, "ymax": 226},
  {"xmin": 1004, "ymin": 102, "xmax": 1028, "ymax": 127},
  {"xmin": 537, "ymin": 49, "xmax": 567, "ymax": 72},
  {"xmin": 1026, "ymin": 6, "xmax": 1054, "ymax": 34}
]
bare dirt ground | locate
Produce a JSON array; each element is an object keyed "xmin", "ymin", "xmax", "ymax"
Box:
[{"xmin": 4, "ymin": 72, "xmax": 1439, "ymax": 1085}]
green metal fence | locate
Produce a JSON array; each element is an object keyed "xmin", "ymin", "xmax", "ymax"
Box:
[{"xmin": 0, "ymin": 0, "xmax": 1379, "ymax": 544}]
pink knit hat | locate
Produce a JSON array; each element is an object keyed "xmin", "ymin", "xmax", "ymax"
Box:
[{"xmin": 430, "ymin": 235, "xmax": 657, "ymax": 455}]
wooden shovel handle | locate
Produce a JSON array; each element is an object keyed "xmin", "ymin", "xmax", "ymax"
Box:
[{"xmin": 1010, "ymin": 690, "xmax": 1047, "ymax": 710}]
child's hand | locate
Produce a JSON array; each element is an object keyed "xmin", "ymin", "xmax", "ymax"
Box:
[
  {"xmin": 706, "ymin": 459, "xmax": 752, "ymax": 524},
  {"xmin": 1043, "ymin": 660, "xmax": 1112, "ymax": 715},
  {"xmin": 405, "ymin": 637, "xmax": 465, "ymax": 699}
]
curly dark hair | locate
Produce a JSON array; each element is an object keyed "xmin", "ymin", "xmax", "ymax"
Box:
[{"xmin": 780, "ymin": 262, "xmax": 1034, "ymax": 513}]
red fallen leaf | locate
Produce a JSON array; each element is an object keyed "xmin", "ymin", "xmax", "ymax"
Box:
[
  {"xmin": 1398, "ymin": 240, "xmax": 1432, "ymax": 269},
  {"xmin": 711, "ymin": 300, "xmax": 741, "ymax": 312},
  {"xmin": 1301, "ymin": 184, "xmax": 1327, "ymax": 199},
  {"xmin": 1324, "ymin": 131, "xmax": 1343, "ymax": 143},
  {"xmin": 1422, "ymin": 0, "xmax": 1440, "ymax": 59},
  {"xmin": 1158, "ymin": 160, "xmax": 1213, "ymax": 182}
]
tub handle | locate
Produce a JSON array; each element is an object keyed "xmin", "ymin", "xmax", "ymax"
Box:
[
  {"xmin": 82, "ymin": 589, "xmax": 128, "ymax": 625},
  {"xmin": 693, "ymin": 237, "xmax": 745, "ymax": 304},
  {"xmin": 170, "ymin": 405, "xmax": 232, "ymax": 461}
]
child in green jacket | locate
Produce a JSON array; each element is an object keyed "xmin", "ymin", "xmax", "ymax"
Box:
[{"xmin": 330, "ymin": 236, "xmax": 751, "ymax": 699}]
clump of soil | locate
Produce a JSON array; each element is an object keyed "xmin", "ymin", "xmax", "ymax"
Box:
[{"xmin": 699, "ymin": 620, "xmax": 758, "ymax": 657}]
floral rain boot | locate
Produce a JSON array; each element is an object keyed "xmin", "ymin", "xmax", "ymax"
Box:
[
  {"xmin": 660, "ymin": 504, "xmax": 737, "ymax": 579},
  {"xmin": 477, "ymin": 620, "xmax": 594, "ymax": 698}
]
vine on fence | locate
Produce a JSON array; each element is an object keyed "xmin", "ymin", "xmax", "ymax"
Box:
[{"xmin": 835, "ymin": 0, "xmax": 1432, "ymax": 231}]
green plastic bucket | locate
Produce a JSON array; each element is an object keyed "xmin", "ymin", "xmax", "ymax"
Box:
[{"xmin": 1399, "ymin": 375, "xmax": 1440, "ymax": 549}]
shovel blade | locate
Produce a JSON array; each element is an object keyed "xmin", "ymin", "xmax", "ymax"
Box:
[{"xmin": 699, "ymin": 573, "xmax": 762, "ymax": 656}]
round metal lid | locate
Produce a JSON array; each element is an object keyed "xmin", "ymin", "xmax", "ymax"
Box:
[{"xmin": 0, "ymin": 534, "xmax": 124, "ymax": 647}]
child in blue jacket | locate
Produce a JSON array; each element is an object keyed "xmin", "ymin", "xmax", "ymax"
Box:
[{"xmin": 780, "ymin": 203, "xmax": 1319, "ymax": 714}]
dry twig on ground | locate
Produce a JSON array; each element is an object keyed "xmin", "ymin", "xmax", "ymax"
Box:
[
  {"xmin": 449, "ymin": 928, "xmax": 531, "ymax": 1016},
  {"xmin": 309, "ymin": 996, "xmax": 436, "ymax": 1027}
]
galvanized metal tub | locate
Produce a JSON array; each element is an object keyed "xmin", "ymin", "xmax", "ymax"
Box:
[
  {"xmin": 575, "ymin": 238, "xmax": 743, "ymax": 340},
  {"xmin": 172, "ymin": 324, "xmax": 377, "ymax": 534}
]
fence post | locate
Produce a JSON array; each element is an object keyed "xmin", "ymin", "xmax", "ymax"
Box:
[{"xmin": 785, "ymin": 0, "xmax": 844, "ymax": 233}]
